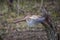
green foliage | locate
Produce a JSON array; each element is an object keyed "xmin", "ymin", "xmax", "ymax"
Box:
[{"xmin": 0, "ymin": 0, "xmax": 60, "ymax": 40}]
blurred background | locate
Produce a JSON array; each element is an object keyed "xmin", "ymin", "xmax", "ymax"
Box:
[{"xmin": 0, "ymin": 0, "xmax": 60, "ymax": 40}]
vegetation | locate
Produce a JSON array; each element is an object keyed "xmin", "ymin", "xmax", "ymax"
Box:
[{"xmin": 0, "ymin": 0, "xmax": 60, "ymax": 40}]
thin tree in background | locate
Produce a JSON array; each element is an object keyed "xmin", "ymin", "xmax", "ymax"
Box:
[
  {"xmin": 15, "ymin": 0, "xmax": 20, "ymax": 16},
  {"xmin": 7, "ymin": 0, "xmax": 13, "ymax": 12}
]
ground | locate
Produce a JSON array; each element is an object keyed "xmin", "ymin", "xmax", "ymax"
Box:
[{"xmin": 2, "ymin": 29, "xmax": 48, "ymax": 40}]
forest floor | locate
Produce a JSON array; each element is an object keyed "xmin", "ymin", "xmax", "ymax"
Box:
[{"xmin": 2, "ymin": 28, "xmax": 48, "ymax": 40}]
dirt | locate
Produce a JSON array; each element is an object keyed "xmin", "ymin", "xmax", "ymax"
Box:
[{"xmin": 3, "ymin": 29, "xmax": 48, "ymax": 40}]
